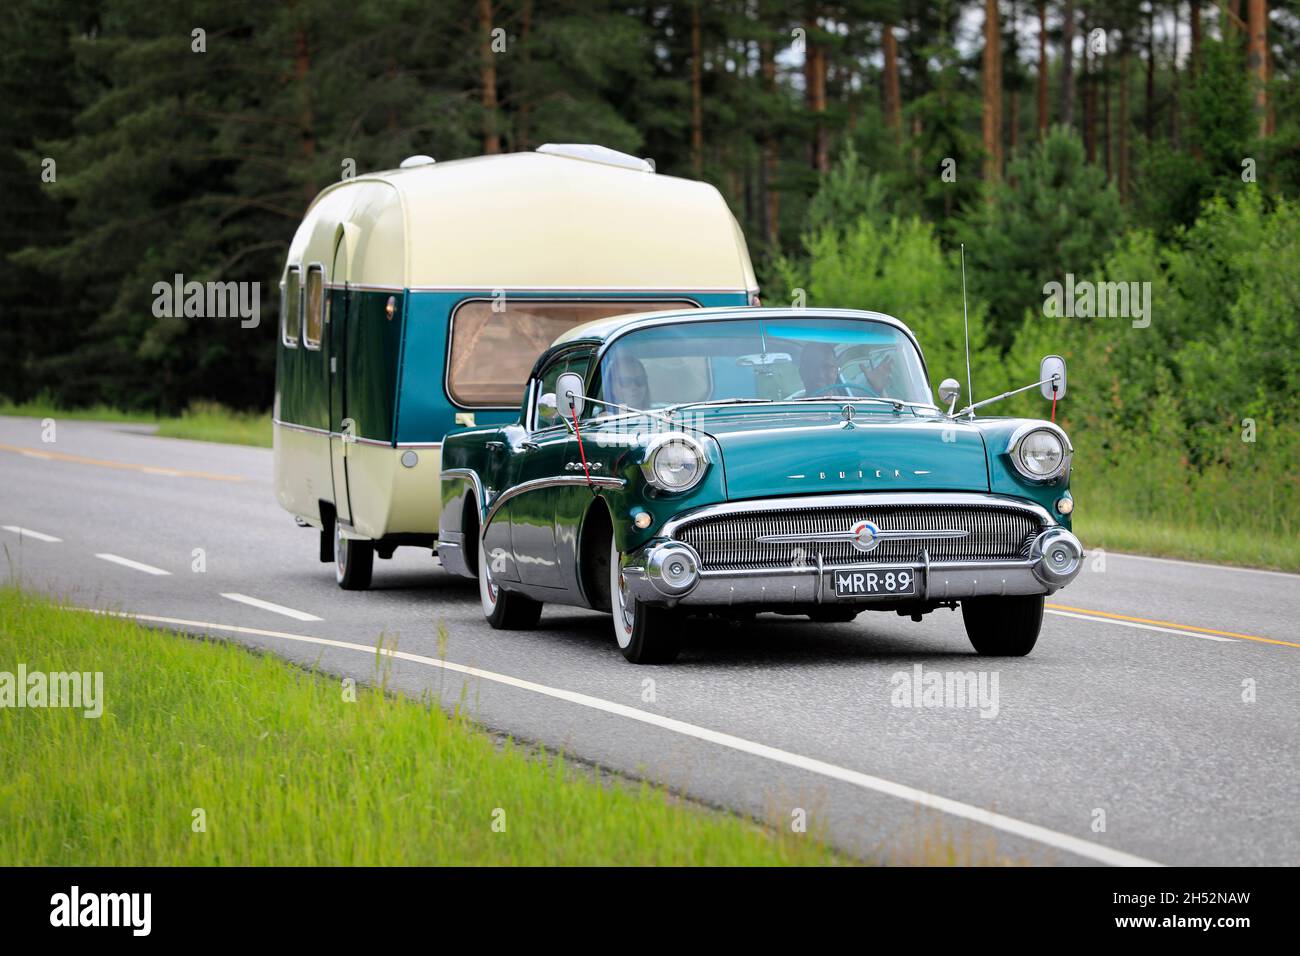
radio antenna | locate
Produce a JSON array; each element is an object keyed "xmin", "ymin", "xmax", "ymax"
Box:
[{"xmin": 960, "ymin": 243, "xmax": 973, "ymax": 418}]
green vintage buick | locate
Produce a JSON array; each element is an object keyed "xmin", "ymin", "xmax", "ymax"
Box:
[{"xmin": 438, "ymin": 307, "xmax": 1083, "ymax": 663}]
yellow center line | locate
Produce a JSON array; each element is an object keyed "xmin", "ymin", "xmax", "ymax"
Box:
[
  {"xmin": 0, "ymin": 441, "xmax": 245, "ymax": 483},
  {"xmin": 1046, "ymin": 603, "xmax": 1300, "ymax": 650}
]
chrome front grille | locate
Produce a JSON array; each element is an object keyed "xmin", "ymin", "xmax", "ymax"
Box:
[{"xmin": 673, "ymin": 504, "xmax": 1043, "ymax": 571}]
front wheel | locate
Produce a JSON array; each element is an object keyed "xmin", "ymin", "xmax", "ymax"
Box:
[
  {"xmin": 610, "ymin": 540, "xmax": 681, "ymax": 664},
  {"xmin": 335, "ymin": 520, "xmax": 374, "ymax": 590},
  {"xmin": 479, "ymin": 539, "xmax": 543, "ymax": 629},
  {"xmin": 961, "ymin": 594, "xmax": 1044, "ymax": 656}
]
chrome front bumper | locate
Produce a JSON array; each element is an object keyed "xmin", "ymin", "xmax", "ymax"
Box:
[{"xmin": 620, "ymin": 527, "xmax": 1084, "ymax": 607}]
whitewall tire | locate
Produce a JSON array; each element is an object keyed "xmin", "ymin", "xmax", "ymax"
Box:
[{"xmin": 609, "ymin": 539, "xmax": 681, "ymax": 664}]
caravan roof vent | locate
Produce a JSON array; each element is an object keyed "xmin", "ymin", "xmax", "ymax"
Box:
[
  {"xmin": 399, "ymin": 154, "xmax": 437, "ymax": 169},
  {"xmin": 535, "ymin": 144, "xmax": 654, "ymax": 173}
]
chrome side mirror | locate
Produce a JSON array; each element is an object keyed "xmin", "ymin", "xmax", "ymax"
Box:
[
  {"xmin": 1040, "ymin": 355, "xmax": 1067, "ymax": 400},
  {"xmin": 556, "ymin": 371, "xmax": 586, "ymax": 418},
  {"xmin": 938, "ymin": 378, "xmax": 961, "ymax": 413}
]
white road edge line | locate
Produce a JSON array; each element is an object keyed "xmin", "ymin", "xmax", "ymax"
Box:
[
  {"xmin": 1106, "ymin": 552, "xmax": 1300, "ymax": 580},
  {"xmin": 74, "ymin": 606, "xmax": 1163, "ymax": 868},
  {"xmin": 1046, "ymin": 609, "xmax": 1236, "ymax": 643},
  {"xmin": 93, "ymin": 553, "xmax": 171, "ymax": 576},
  {"xmin": 220, "ymin": 592, "xmax": 322, "ymax": 622},
  {"xmin": 2, "ymin": 525, "xmax": 62, "ymax": 543}
]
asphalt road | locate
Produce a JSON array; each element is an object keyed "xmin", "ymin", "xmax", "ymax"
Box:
[{"xmin": 3, "ymin": 414, "xmax": 1297, "ymax": 866}]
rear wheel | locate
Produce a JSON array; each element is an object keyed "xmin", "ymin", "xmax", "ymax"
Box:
[
  {"xmin": 610, "ymin": 539, "xmax": 681, "ymax": 664},
  {"xmin": 334, "ymin": 520, "xmax": 373, "ymax": 590},
  {"xmin": 479, "ymin": 539, "xmax": 543, "ymax": 629},
  {"xmin": 962, "ymin": 595, "xmax": 1044, "ymax": 656}
]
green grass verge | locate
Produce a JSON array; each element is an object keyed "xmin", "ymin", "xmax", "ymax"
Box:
[
  {"xmin": 0, "ymin": 399, "xmax": 271, "ymax": 448},
  {"xmin": 0, "ymin": 587, "xmax": 842, "ymax": 866},
  {"xmin": 1072, "ymin": 505, "xmax": 1299, "ymax": 573}
]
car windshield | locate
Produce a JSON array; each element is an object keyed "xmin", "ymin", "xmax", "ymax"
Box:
[{"xmin": 594, "ymin": 316, "xmax": 933, "ymax": 412}]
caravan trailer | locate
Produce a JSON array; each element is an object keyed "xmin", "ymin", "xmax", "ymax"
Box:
[{"xmin": 273, "ymin": 144, "xmax": 758, "ymax": 589}]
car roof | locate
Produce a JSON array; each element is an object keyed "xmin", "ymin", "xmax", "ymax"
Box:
[{"xmin": 549, "ymin": 306, "xmax": 919, "ymax": 348}]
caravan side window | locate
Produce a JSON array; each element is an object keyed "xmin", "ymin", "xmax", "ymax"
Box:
[
  {"xmin": 281, "ymin": 266, "xmax": 302, "ymax": 347},
  {"xmin": 304, "ymin": 265, "xmax": 324, "ymax": 349},
  {"xmin": 447, "ymin": 299, "xmax": 695, "ymax": 407}
]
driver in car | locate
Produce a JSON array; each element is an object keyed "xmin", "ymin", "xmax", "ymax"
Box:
[{"xmin": 795, "ymin": 342, "xmax": 894, "ymax": 398}]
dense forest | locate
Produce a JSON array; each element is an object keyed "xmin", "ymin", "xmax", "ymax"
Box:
[{"xmin": 0, "ymin": 1, "xmax": 1297, "ymax": 563}]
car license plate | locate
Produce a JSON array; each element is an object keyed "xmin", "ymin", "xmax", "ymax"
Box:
[{"xmin": 832, "ymin": 567, "xmax": 917, "ymax": 597}]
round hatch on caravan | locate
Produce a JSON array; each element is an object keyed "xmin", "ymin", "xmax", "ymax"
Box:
[{"xmin": 398, "ymin": 154, "xmax": 437, "ymax": 169}]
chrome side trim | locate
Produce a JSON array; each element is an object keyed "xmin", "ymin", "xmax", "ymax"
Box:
[
  {"xmin": 481, "ymin": 474, "xmax": 626, "ymax": 532},
  {"xmin": 274, "ymin": 418, "xmax": 330, "ymax": 437},
  {"xmin": 275, "ymin": 418, "xmax": 442, "ymax": 449},
  {"xmin": 324, "ymin": 282, "xmax": 404, "ymax": 293},
  {"xmin": 440, "ymin": 467, "xmax": 485, "ymax": 514},
  {"xmin": 661, "ymin": 492, "xmax": 1055, "ymax": 539}
]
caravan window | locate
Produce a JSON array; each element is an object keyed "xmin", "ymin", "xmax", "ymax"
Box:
[
  {"xmin": 304, "ymin": 265, "xmax": 324, "ymax": 349},
  {"xmin": 447, "ymin": 299, "xmax": 695, "ymax": 407},
  {"xmin": 281, "ymin": 267, "xmax": 302, "ymax": 347}
]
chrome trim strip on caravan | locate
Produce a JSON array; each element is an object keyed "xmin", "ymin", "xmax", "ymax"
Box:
[{"xmin": 273, "ymin": 418, "xmax": 442, "ymax": 449}]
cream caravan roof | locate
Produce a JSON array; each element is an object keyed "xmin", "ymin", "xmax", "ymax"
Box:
[{"xmin": 291, "ymin": 148, "xmax": 757, "ymax": 293}]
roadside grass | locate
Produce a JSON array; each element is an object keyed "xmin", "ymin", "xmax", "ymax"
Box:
[
  {"xmin": 0, "ymin": 398, "xmax": 271, "ymax": 448},
  {"xmin": 1071, "ymin": 496, "xmax": 1300, "ymax": 574},
  {"xmin": 154, "ymin": 402, "xmax": 271, "ymax": 447},
  {"xmin": 0, "ymin": 587, "xmax": 842, "ymax": 866}
]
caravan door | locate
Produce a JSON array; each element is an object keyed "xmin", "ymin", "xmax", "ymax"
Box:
[{"xmin": 328, "ymin": 238, "xmax": 354, "ymax": 525}]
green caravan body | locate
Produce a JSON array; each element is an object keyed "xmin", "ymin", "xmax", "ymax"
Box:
[{"xmin": 272, "ymin": 144, "xmax": 757, "ymax": 587}]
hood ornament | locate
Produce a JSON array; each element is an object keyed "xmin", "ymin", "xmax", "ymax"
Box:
[{"xmin": 840, "ymin": 404, "xmax": 856, "ymax": 429}]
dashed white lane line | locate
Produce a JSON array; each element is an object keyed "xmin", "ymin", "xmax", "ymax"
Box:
[
  {"xmin": 75, "ymin": 607, "xmax": 1162, "ymax": 868},
  {"xmin": 93, "ymin": 553, "xmax": 171, "ymax": 576},
  {"xmin": 220, "ymin": 592, "xmax": 322, "ymax": 622},
  {"xmin": 2, "ymin": 525, "xmax": 62, "ymax": 543},
  {"xmin": 1046, "ymin": 609, "xmax": 1236, "ymax": 643}
]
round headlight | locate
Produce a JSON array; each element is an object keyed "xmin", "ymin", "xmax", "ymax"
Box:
[
  {"xmin": 642, "ymin": 436, "xmax": 706, "ymax": 492},
  {"xmin": 1014, "ymin": 429, "xmax": 1066, "ymax": 479}
]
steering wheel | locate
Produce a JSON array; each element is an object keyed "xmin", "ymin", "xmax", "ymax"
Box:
[{"xmin": 805, "ymin": 382, "xmax": 876, "ymax": 397}]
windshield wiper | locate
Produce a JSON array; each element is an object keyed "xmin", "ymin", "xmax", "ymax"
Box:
[
  {"xmin": 786, "ymin": 395, "xmax": 907, "ymax": 411},
  {"xmin": 660, "ymin": 397, "xmax": 773, "ymax": 413}
]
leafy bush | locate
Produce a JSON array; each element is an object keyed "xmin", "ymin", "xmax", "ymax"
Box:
[{"xmin": 772, "ymin": 213, "xmax": 1007, "ymax": 401}]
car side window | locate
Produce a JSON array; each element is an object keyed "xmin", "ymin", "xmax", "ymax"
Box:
[{"xmin": 534, "ymin": 351, "xmax": 592, "ymax": 430}]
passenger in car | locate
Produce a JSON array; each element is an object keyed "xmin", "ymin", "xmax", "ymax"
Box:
[{"xmin": 606, "ymin": 355, "xmax": 652, "ymax": 411}]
